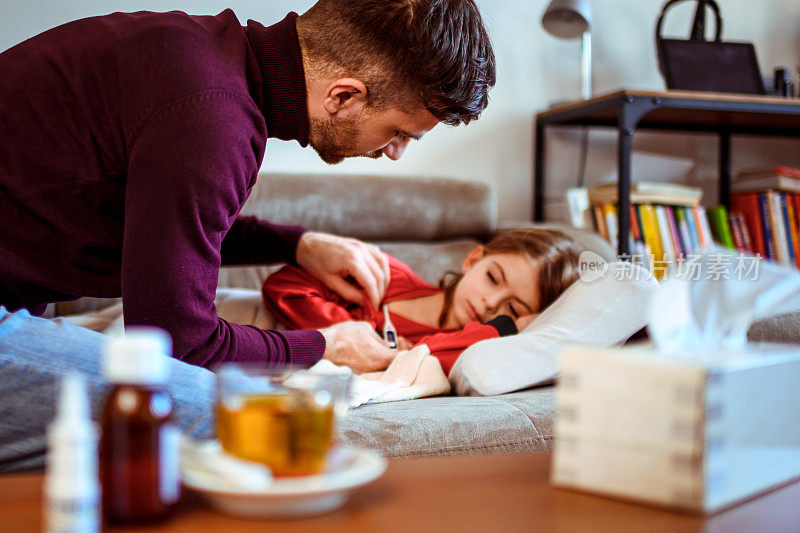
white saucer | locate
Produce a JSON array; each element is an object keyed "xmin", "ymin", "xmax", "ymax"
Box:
[{"xmin": 183, "ymin": 446, "xmax": 387, "ymax": 519}]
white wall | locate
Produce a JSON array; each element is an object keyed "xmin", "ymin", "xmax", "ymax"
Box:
[{"xmin": 2, "ymin": 0, "xmax": 799, "ymax": 223}]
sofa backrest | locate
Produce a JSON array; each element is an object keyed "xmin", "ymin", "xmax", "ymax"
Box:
[{"xmin": 241, "ymin": 173, "xmax": 497, "ymax": 241}]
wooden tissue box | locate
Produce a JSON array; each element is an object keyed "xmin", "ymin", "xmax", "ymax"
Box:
[{"xmin": 550, "ymin": 343, "xmax": 800, "ymax": 513}]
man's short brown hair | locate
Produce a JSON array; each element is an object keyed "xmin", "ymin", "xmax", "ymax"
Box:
[{"xmin": 296, "ymin": 0, "xmax": 496, "ymax": 126}]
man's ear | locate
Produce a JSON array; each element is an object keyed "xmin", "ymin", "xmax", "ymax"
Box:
[
  {"xmin": 322, "ymin": 78, "xmax": 368, "ymax": 117},
  {"xmin": 462, "ymin": 246, "xmax": 486, "ymax": 273}
]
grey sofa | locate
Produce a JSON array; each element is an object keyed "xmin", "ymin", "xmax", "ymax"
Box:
[
  {"xmin": 224, "ymin": 172, "xmax": 613, "ymax": 458},
  {"xmin": 57, "ymin": 172, "xmax": 800, "ymax": 458}
]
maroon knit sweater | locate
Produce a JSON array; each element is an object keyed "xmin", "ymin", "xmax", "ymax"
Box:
[{"xmin": 0, "ymin": 10, "xmax": 325, "ymax": 368}]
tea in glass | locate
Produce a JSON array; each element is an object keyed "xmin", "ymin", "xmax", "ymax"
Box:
[{"xmin": 216, "ymin": 366, "xmax": 349, "ymax": 477}]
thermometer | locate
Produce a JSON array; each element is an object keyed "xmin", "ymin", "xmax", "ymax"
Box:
[{"xmin": 382, "ymin": 305, "xmax": 398, "ymax": 349}]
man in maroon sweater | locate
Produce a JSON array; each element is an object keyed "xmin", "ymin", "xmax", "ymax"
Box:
[{"xmin": 0, "ymin": 0, "xmax": 495, "ymax": 470}]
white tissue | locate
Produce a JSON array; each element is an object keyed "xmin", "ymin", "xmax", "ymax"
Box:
[
  {"xmin": 647, "ymin": 248, "xmax": 800, "ymax": 353},
  {"xmin": 180, "ymin": 437, "xmax": 273, "ymax": 492}
]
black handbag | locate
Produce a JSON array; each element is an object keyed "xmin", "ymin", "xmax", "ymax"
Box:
[{"xmin": 655, "ymin": 0, "xmax": 765, "ymax": 95}]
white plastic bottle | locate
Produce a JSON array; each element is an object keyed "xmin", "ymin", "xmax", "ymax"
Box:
[{"xmin": 45, "ymin": 374, "xmax": 100, "ymax": 533}]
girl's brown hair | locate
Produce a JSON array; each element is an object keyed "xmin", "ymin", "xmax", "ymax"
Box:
[{"xmin": 437, "ymin": 228, "xmax": 582, "ymax": 327}]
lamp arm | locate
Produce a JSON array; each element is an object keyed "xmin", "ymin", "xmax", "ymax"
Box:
[{"xmin": 581, "ymin": 31, "xmax": 592, "ymax": 100}]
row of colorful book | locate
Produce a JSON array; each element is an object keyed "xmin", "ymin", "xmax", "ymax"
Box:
[
  {"xmin": 588, "ymin": 172, "xmax": 800, "ymax": 273},
  {"xmin": 729, "ymin": 165, "xmax": 800, "ymax": 268},
  {"xmin": 588, "ymin": 182, "xmax": 710, "ymax": 277},
  {"xmin": 592, "ymin": 202, "xmax": 716, "ymax": 262}
]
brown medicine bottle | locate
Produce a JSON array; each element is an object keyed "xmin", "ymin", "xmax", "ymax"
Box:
[{"xmin": 99, "ymin": 327, "xmax": 180, "ymax": 523}]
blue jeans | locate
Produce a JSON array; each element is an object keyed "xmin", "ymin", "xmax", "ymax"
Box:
[{"xmin": 0, "ymin": 307, "xmax": 216, "ymax": 472}]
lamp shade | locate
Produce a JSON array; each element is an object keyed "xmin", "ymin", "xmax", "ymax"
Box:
[{"xmin": 541, "ymin": 0, "xmax": 592, "ymax": 39}]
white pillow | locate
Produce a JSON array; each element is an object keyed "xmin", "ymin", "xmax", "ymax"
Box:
[{"xmin": 449, "ymin": 261, "xmax": 658, "ymax": 396}]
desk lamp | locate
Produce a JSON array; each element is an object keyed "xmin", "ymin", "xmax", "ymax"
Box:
[{"xmin": 541, "ymin": 0, "xmax": 593, "ymax": 100}]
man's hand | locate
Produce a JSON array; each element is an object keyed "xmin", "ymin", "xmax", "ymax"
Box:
[
  {"xmin": 296, "ymin": 231, "xmax": 390, "ymax": 310},
  {"xmin": 319, "ymin": 321, "xmax": 396, "ymax": 373},
  {"xmin": 396, "ymin": 335, "xmax": 414, "ymax": 351}
]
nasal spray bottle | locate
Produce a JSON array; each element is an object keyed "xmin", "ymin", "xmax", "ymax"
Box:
[
  {"xmin": 100, "ymin": 327, "xmax": 180, "ymax": 523},
  {"xmin": 45, "ymin": 374, "xmax": 100, "ymax": 533}
]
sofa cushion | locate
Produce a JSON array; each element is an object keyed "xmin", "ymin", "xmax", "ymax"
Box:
[
  {"xmin": 748, "ymin": 312, "xmax": 800, "ymax": 344},
  {"xmin": 337, "ymin": 387, "xmax": 556, "ymax": 457},
  {"xmin": 376, "ymin": 239, "xmax": 481, "ymax": 286}
]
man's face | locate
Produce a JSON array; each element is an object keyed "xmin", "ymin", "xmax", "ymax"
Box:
[{"xmin": 309, "ymin": 106, "xmax": 439, "ymax": 165}]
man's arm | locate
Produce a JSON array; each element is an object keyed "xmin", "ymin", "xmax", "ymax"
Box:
[
  {"xmin": 122, "ymin": 91, "xmax": 323, "ymax": 367},
  {"xmin": 220, "ymin": 216, "xmax": 307, "ymax": 266},
  {"xmin": 123, "ymin": 92, "xmax": 393, "ymax": 374}
]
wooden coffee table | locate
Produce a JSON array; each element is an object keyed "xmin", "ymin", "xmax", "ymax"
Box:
[{"xmin": 2, "ymin": 452, "xmax": 798, "ymax": 532}]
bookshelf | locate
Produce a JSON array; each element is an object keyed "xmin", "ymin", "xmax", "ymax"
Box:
[{"xmin": 533, "ymin": 89, "xmax": 800, "ymax": 255}]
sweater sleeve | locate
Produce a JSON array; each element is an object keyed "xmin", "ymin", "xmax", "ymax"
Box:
[
  {"xmin": 415, "ymin": 317, "xmax": 518, "ymax": 376},
  {"xmin": 220, "ymin": 215, "xmax": 307, "ymax": 266},
  {"xmin": 122, "ymin": 91, "xmax": 323, "ymax": 368},
  {"xmin": 262, "ymin": 265, "xmax": 369, "ymax": 329}
]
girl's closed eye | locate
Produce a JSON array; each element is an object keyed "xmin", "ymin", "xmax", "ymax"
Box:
[
  {"xmin": 507, "ymin": 303, "xmax": 519, "ymax": 318},
  {"xmin": 487, "ymin": 271, "xmax": 497, "ymax": 285}
]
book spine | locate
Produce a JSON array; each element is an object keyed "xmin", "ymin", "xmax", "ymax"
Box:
[
  {"xmin": 730, "ymin": 194, "xmax": 765, "ymax": 257},
  {"xmin": 682, "ymin": 206, "xmax": 701, "ymax": 252},
  {"xmin": 634, "ymin": 204, "xmax": 651, "ymax": 265},
  {"xmin": 602, "ymin": 204, "xmax": 619, "ymax": 249},
  {"xmin": 728, "ymin": 213, "xmax": 745, "ymax": 250},
  {"xmin": 779, "ymin": 193, "xmax": 795, "ymax": 263},
  {"xmin": 629, "ymin": 205, "xmax": 641, "ymax": 242},
  {"xmin": 768, "ymin": 192, "xmax": 790, "ymax": 264},
  {"xmin": 736, "ymin": 213, "xmax": 754, "ymax": 253},
  {"xmin": 655, "ymin": 206, "xmax": 676, "ymax": 264},
  {"xmin": 593, "ymin": 205, "xmax": 608, "ymax": 241},
  {"xmin": 626, "ymin": 205, "xmax": 644, "ymax": 261},
  {"xmin": 758, "ymin": 194, "xmax": 775, "ymax": 259},
  {"xmin": 665, "ymin": 206, "xmax": 686, "ymax": 259},
  {"xmin": 692, "ymin": 206, "xmax": 710, "ymax": 249},
  {"xmin": 698, "ymin": 206, "xmax": 715, "ymax": 248},
  {"xmin": 782, "ymin": 193, "xmax": 800, "ymax": 267},
  {"xmin": 708, "ymin": 206, "xmax": 734, "ymax": 249},
  {"xmin": 639, "ymin": 204, "xmax": 664, "ymax": 270},
  {"xmin": 675, "ymin": 207, "xmax": 694, "ymax": 255},
  {"xmin": 793, "ymin": 194, "xmax": 800, "ymax": 261}
]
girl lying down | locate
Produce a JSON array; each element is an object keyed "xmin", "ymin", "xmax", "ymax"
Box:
[{"xmin": 262, "ymin": 228, "xmax": 582, "ymax": 375}]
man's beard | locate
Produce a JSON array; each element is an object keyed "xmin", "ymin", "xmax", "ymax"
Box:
[{"xmin": 309, "ymin": 114, "xmax": 382, "ymax": 165}]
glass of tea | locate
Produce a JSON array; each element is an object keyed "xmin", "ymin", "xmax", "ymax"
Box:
[{"xmin": 215, "ymin": 365, "xmax": 350, "ymax": 477}]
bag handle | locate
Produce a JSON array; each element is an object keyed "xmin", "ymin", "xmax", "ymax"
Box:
[{"xmin": 655, "ymin": 0, "xmax": 722, "ymax": 43}]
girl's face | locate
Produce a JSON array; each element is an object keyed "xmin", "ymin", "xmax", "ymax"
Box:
[{"xmin": 448, "ymin": 248, "xmax": 541, "ymax": 329}]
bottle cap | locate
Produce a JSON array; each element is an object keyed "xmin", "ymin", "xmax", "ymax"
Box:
[{"xmin": 103, "ymin": 327, "xmax": 172, "ymax": 385}]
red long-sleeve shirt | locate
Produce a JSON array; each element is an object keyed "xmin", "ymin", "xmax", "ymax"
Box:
[{"xmin": 262, "ymin": 256, "xmax": 517, "ymax": 375}]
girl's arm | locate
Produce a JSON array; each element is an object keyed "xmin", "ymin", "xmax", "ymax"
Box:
[
  {"xmin": 262, "ymin": 265, "xmax": 370, "ymax": 329},
  {"xmin": 415, "ymin": 316, "xmax": 518, "ymax": 376}
]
